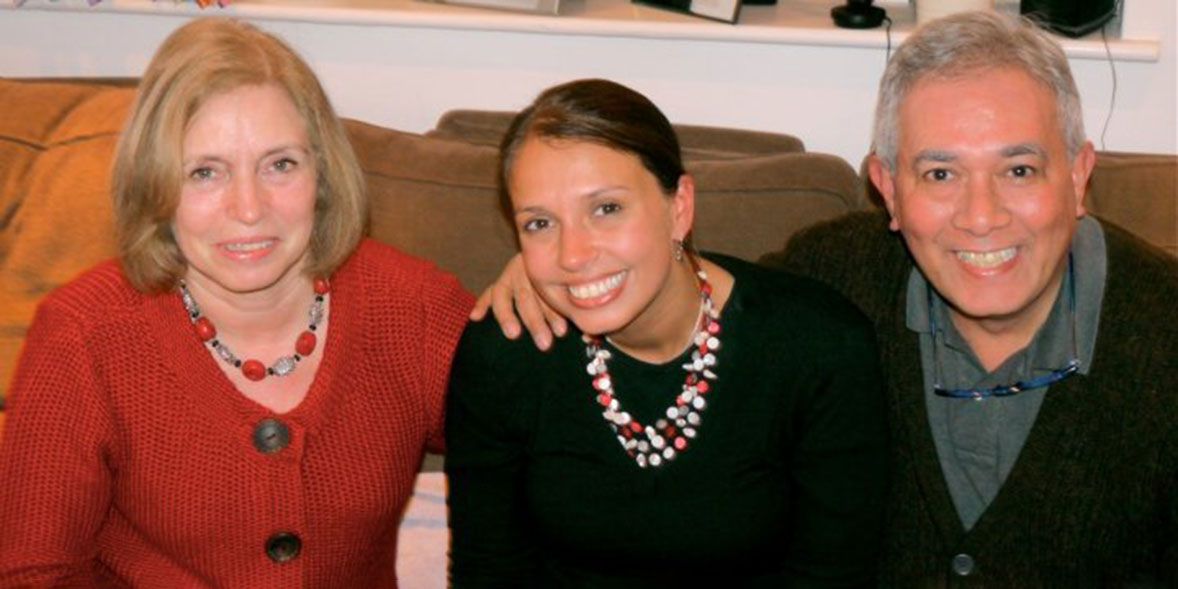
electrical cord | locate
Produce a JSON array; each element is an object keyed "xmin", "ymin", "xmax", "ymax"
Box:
[{"xmin": 1098, "ymin": 0, "xmax": 1122, "ymax": 151}]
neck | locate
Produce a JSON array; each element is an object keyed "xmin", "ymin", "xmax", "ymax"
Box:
[
  {"xmin": 182, "ymin": 273, "xmax": 316, "ymax": 345},
  {"xmin": 606, "ymin": 258, "xmax": 702, "ymax": 364}
]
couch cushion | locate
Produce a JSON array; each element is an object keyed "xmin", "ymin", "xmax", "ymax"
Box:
[
  {"xmin": 353, "ymin": 109, "xmax": 861, "ymax": 290},
  {"xmin": 346, "ymin": 118, "xmax": 520, "ymax": 294},
  {"xmin": 0, "ymin": 79, "xmax": 134, "ymax": 404},
  {"xmin": 430, "ymin": 109, "xmax": 807, "ymax": 157},
  {"xmin": 1085, "ymin": 151, "xmax": 1177, "ymax": 257},
  {"xmin": 0, "ymin": 83, "xmax": 862, "ymax": 412}
]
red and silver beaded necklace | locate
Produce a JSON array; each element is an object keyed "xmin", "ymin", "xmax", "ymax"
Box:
[
  {"xmin": 584, "ymin": 261, "xmax": 721, "ymax": 469},
  {"xmin": 179, "ymin": 278, "xmax": 330, "ymax": 381}
]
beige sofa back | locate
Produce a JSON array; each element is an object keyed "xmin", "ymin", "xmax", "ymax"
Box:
[
  {"xmin": 1086, "ymin": 151, "xmax": 1178, "ymax": 256},
  {"xmin": 0, "ymin": 78, "xmax": 864, "ymax": 405},
  {"xmin": 2, "ymin": 77, "xmax": 1175, "ymax": 411},
  {"xmin": 353, "ymin": 110, "xmax": 863, "ymax": 292}
]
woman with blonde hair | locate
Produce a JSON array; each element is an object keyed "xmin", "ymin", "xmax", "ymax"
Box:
[{"xmin": 0, "ymin": 18, "xmax": 471, "ymax": 586}]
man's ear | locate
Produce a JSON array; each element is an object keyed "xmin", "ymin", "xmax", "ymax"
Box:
[
  {"xmin": 867, "ymin": 154, "xmax": 901, "ymax": 231},
  {"xmin": 1070, "ymin": 141, "xmax": 1097, "ymax": 218},
  {"xmin": 671, "ymin": 174, "xmax": 696, "ymax": 241}
]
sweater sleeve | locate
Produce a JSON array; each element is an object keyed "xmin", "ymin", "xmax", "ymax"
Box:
[
  {"xmin": 1162, "ymin": 349, "xmax": 1178, "ymax": 585},
  {"xmin": 759, "ymin": 212, "xmax": 900, "ymax": 310},
  {"xmin": 445, "ymin": 322, "xmax": 540, "ymax": 588},
  {"xmin": 0, "ymin": 299, "xmax": 114, "ymax": 587},
  {"xmin": 415, "ymin": 270, "xmax": 475, "ymax": 455},
  {"xmin": 1164, "ymin": 434, "xmax": 1177, "ymax": 584},
  {"xmin": 782, "ymin": 306, "xmax": 889, "ymax": 587}
]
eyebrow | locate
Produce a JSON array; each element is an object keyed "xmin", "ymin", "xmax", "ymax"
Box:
[
  {"xmin": 1000, "ymin": 143, "xmax": 1048, "ymax": 159},
  {"xmin": 514, "ymin": 205, "xmax": 548, "ymax": 217},
  {"xmin": 258, "ymin": 144, "xmax": 311, "ymax": 160},
  {"xmin": 181, "ymin": 154, "xmax": 226, "ymax": 168},
  {"xmin": 912, "ymin": 150, "xmax": 957, "ymax": 166},
  {"xmin": 512, "ymin": 185, "xmax": 629, "ymax": 215},
  {"xmin": 584, "ymin": 185, "xmax": 629, "ymax": 199},
  {"xmin": 182, "ymin": 144, "xmax": 310, "ymax": 167},
  {"xmin": 911, "ymin": 143, "xmax": 1049, "ymax": 168}
]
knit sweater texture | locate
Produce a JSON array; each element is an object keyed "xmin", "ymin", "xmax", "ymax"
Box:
[
  {"xmin": 0, "ymin": 239, "xmax": 474, "ymax": 588},
  {"xmin": 763, "ymin": 211, "xmax": 1178, "ymax": 587},
  {"xmin": 446, "ymin": 254, "xmax": 889, "ymax": 588}
]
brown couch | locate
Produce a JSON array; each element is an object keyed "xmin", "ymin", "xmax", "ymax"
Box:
[{"xmin": 1, "ymin": 77, "xmax": 1175, "ymax": 434}]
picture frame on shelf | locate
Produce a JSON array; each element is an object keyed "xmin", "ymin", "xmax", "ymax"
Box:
[
  {"xmin": 634, "ymin": 0, "xmax": 741, "ymax": 23},
  {"xmin": 425, "ymin": 0, "xmax": 560, "ymax": 16}
]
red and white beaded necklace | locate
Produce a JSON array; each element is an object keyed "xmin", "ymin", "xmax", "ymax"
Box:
[
  {"xmin": 584, "ymin": 262, "xmax": 721, "ymax": 469},
  {"xmin": 179, "ymin": 278, "xmax": 330, "ymax": 381}
]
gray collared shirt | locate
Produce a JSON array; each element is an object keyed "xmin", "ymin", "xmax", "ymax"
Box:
[{"xmin": 906, "ymin": 216, "xmax": 1107, "ymax": 531}]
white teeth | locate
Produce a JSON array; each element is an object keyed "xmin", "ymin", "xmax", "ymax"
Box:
[
  {"xmin": 224, "ymin": 241, "xmax": 273, "ymax": 252},
  {"xmin": 957, "ymin": 247, "xmax": 1016, "ymax": 268},
  {"xmin": 569, "ymin": 271, "xmax": 625, "ymax": 300}
]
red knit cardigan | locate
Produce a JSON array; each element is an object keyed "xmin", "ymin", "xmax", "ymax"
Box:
[{"xmin": 0, "ymin": 239, "xmax": 473, "ymax": 588}]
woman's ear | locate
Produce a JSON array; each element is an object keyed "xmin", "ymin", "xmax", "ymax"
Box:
[{"xmin": 671, "ymin": 174, "xmax": 696, "ymax": 241}]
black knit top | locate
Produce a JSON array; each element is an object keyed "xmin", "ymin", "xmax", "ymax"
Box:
[{"xmin": 446, "ymin": 254, "xmax": 888, "ymax": 588}]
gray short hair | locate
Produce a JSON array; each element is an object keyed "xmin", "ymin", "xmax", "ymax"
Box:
[{"xmin": 872, "ymin": 10, "xmax": 1085, "ymax": 171}]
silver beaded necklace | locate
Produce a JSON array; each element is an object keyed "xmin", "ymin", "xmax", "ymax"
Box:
[{"xmin": 179, "ymin": 278, "xmax": 329, "ymax": 381}]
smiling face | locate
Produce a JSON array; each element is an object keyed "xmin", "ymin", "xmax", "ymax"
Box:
[
  {"xmin": 173, "ymin": 83, "xmax": 318, "ymax": 299},
  {"xmin": 870, "ymin": 67, "xmax": 1095, "ymax": 337},
  {"xmin": 508, "ymin": 137, "xmax": 695, "ymax": 341}
]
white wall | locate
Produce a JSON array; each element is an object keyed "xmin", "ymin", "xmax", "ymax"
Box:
[{"xmin": 1, "ymin": 0, "xmax": 1174, "ymax": 165}]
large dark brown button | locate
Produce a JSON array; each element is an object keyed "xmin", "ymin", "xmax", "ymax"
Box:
[
  {"xmin": 253, "ymin": 419, "xmax": 290, "ymax": 454},
  {"xmin": 266, "ymin": 532, "xmax": 301, "ymax": 563}
]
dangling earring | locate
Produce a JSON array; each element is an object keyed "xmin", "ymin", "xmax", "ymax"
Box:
[{"xmin": 672, "ymin": 239, "xmax": 685, "ymax": 262}]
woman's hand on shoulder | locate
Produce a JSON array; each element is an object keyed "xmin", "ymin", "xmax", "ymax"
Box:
[{"xmin": 470, "ymin": 253, "xmax": 567, "ymax": 351}]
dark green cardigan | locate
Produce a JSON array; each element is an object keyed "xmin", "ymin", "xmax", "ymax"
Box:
[{"xmin": 763, "ymin": 211, "xmax": 1177, "ymax": 587}]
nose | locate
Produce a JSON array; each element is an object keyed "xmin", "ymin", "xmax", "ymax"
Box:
[
  {"xmin": 952, "ymin": 175, "xmax": 1010, "ymax": 236},
  {"xmin": 227, "ymin": 174, "xmax": 264, "ymax": 224},
  {"xmin": 557, "ymin": 224, "xmax": 596, "ymax": 272}
]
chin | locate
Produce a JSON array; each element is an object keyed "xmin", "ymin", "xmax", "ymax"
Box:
[
  {"xmin": 566, "ymin": 305, "xmax": 638, "ymax": 338},
  {"xmin": 568, "ymin": 315, "xmax": 622, "ymax": 338},
  {"xmin": 943, "ymin": 272, "xmax": 1061, "ymax": 326},
  {"xmin": 946, "ymin": 289, "xmax": 1035, "ymax": 323},
  {"xmin": 540, "ymin": 289, "xmax": 617, "ymax": 335},
  {"xmin": 207, "ymin": 267, "xmax": 292, "ymax": 294}
]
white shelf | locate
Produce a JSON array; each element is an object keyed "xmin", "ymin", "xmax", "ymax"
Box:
[{"xmin": 6, "ymin": 0, "xmax": 1161, "ymax": 61}]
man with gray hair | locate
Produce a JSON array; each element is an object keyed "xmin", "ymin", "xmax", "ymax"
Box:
[{"xmin": 767, "ymin": 10, "xmax": 1176, "ymax": 586}]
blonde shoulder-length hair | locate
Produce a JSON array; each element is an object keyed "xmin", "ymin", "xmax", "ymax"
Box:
[{"xmin": 113, "ymin": 17, "xmax": 367, "ymax": 293}]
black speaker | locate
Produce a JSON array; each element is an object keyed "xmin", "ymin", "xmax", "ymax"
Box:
[
  {"xmin": 831, "ymin": 0, "xmax": 885, "ymax": 29},
  {"xmin": 1021, "ymin": 0, "xmax": 1117, "ymax": 38}
]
